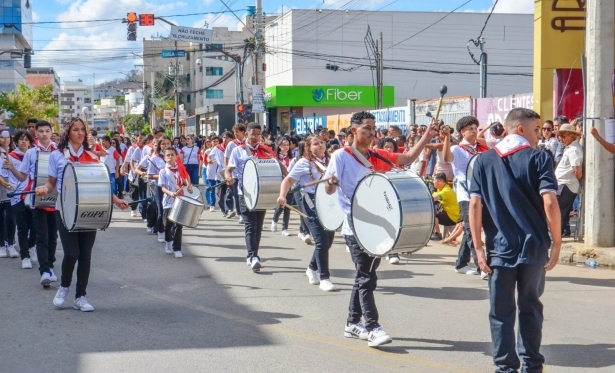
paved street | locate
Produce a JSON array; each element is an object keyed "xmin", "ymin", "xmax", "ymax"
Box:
[{"xmin": 1, "ymin": 208, "xmax": 614, "ymax": 373}]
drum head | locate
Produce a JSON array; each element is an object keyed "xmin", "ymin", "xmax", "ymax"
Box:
[
  {"xmin": 177, "ymin": 195, "xmax": 204, "ymax": 206},
  {"xmin": 60, "ymin": 163, "xmax": 77, "ymax": 231},
  {"xmin": 182, "ymin": 186, "xmax": 203, "ymax": 202},
  {"xmin": 315, "ymin": 182, "xmax": 344, "ymax": 231},
  {"xmin": 351, "ymin": 173, "xmax": 402, "ymax": 256},
  {"xmin": 242, "ymin": 159, "xmax": 259, "ymax": 210},
  {"xmin": 466, "ymin": 154, "xmax": 479, "ymax": 193}
]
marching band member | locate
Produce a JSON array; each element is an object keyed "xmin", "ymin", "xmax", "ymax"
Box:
[
  {"xmin": 324, "ymin": 111, "xmax": 437, "ymax": 347},
  {"xmin": 159, "ymin": 146, "xmax": 193, "ymax": 258},
  {"xmin": 135, "ymin": 135, "xmax": 153, "ymax": 221},
  {"xmin": 143, "ymin": 137, "xmax": 171, "ymax": 243},
  {"xmin": 271, "ymin": 137, "xmax": 292, "ymax": 236},
  {"xmin": 213, "ymin": 131, "xmax": 234, "ymax": 216},
  {"xmin": 224, "ymin": 124, "xmax": 246, "ymax": 220},
  {"xmin": 179, "ymin": 136, "xmax": 200, "ymax": 186},
  {"xmin": 278, "ymin": 134, "xmax": 336, "ymax": 291},
  {"xmin": 0, "ymin": 130, "xmax": 17, "ymax": 259},
  {"xmin": 35, "ymin": 117, "xmax": 129, "ymax": 311},
  {"xmin": 123, "ymin": 132, "xmax": 145, "ymax": 217},
  {"xmin": 225, "ymin": 122, "xmax": 287, "ymax": 272},
  {"xmin": 290, "ymin": 141, "xmax": 313, "ymax": 244},
  {"xmin": 136, "ymin": 137, "xmax": 161, "ymax": 236},
  {"xmin": 201, "ymin": 137, "xmax": 219, "ymax": 211},
  {"xmin": 7, "ymin": 131, "xmax": 36, "ymax": 269}
]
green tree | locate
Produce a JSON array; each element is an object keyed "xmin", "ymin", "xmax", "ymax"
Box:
[
  {"xmin": 114, "ymin": 96, "xmax": 125, "ymax": 106},
  {"xmin": 0, "ymin": 83, "xmax": 59, "ymax": 128},
  {"xmin": 122, "ymin": 114, "xmax": 147, "ymax": 134}
]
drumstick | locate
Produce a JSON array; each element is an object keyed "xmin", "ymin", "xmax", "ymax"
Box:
[
  {"xmin": 7, "ymin": 190, "xmax": 35, "ymax": 198},
  {"xmin": 433, "ymin": 85, "xmax": 448, "ymax": 121},
  {"xmin": 289, "ymin": 177, "xmax": 332, "ymax": 194},
  {"xmin": 285, "ymin": 204, "xmax": 308, "ymax": 219},
  {"xmin": 205, "ymin": 182, "xmax": 226, "ymax": 190},
  {"xmin": 129, "ymin": 197, "xmax": 152, "ymax": 206}
]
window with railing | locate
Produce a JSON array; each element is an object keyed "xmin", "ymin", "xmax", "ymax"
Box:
[
  {"xmin": 205, "ymin": 67, "xmax": 223, "ymax": 76},
  {"xmin": 205, "ymin": 89, "xmax": 223, "ymax": 99}
]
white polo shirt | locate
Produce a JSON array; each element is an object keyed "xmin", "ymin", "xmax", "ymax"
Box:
[{"xmin": 555, "ymin": 140, "xmax": 583, "ymax": 194}]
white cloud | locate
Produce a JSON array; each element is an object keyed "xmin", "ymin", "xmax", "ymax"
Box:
[
  {"xmin": 493, "ymin": 0, "xmax": 533, "ymax": 14},
  {"xmin": 32, "ymin": 11, "xmax": 40, "ymax": 22}
]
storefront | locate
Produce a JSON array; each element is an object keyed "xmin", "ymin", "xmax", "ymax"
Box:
[{"xmin": 265, "ymin": 85, "xmax": 394, "ymax": 135}]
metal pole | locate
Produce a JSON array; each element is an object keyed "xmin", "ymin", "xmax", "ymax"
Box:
[
  {"xmin": 479, "ymin": 38, "xmax": 487, "ymax": 98},
  {"xmin": 174, "ymin": 40, "xmax": 180, "ymax": 136},
  {"xmin": 151, "ymin": 70, "xmax": 155, "ymax": 129},
  {"xmin": 255, "ymin": 0, "xmax": 264, "ymax": 125},
  {"xmin": 584, "ymin": 0, "xmax": 615, "ymax": 247},
  {"xmin": 234, "ymin": 60, "xmax": 239, "ymax": 124},
  {"xmin": 379, "ymin": 32, "xmax": 384, "ymax": 109}
]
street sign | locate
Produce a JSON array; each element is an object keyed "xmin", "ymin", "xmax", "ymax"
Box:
[
  {"xmin": 169, "ymin": 25, "xmax": 213, "ymax": 43},
  {"xmin": 161, "ymin": 50, "xmax": 186, "ymax": 58},
  {"xmin": 252, "ymin": 85, "xmax": 266, "ymax": 113}
]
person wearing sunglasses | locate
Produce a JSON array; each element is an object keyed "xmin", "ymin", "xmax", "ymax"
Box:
[{"xmin": 538, "ymin": 120, "xmax": 560, "ymax": 158}]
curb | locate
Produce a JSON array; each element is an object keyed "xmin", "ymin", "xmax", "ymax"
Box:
[{"xmin": 559, "ymin": 241, "xmax": 615, "ymax": 269}]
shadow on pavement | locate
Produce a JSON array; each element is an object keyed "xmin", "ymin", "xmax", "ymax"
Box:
[
  {"xmin": 330, "ymin": 269, "xmax": 434, "ymax": 280},
  {"xmin": 546, "ymin": 276, "xmax": 615, "ymax": 288},
  {"xmin": 376, "ymin": 285, "xmax": 489, "ymax": 300}
]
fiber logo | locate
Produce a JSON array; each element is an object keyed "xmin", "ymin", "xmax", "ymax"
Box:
[{"xmin": 312, "ymin": 89, "xmax": 325, "ymax": 102}]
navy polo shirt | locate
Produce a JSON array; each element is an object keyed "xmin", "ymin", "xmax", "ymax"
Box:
[{"xmin": 469, "ymin": 148, "xmax": 557, "ymax": 267}]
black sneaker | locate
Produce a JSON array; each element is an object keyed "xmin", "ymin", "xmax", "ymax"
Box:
[{"xmin": 430, "ymin": 232, "xmax": 443, "ymax": 241}]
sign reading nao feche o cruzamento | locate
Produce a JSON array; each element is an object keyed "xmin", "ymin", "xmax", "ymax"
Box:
[{"xmin": 169, "ymin": 25, "xmax": 213, "ymax": 43}]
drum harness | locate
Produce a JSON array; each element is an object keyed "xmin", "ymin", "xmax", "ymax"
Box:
[{"xmin": 299, "ymin": 159, "xmax": 327, "ymax": 212}]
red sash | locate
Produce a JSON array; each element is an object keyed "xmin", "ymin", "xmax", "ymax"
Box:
[
  {"xmin": 216, "ymin": 143, "xmax": 226, "ymax": 152},
  {"xmin": 9, "ymin": 151, "xmax": 23, "ymax": 162},
  {"xmin": 36, "ymin": 142, "xmax": 57, "ymax": 152},
  {"xmin": 277, "ymin": 153, "xmax": 290, "ymax": 168},
  {"xmin": 459, "ymin": 142, "xmax": 489, "ymax": 155},
  {"xmin": 243, "ymin": 144, "xmax": 276, "ymax": 160}
]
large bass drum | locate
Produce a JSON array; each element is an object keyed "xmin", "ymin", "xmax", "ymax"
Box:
[
  {"xmin": 242, "ymin": 158, "xmax": 283, "ymax": 211},
  {"xmin": 350, "ymin": 170, "xmax": 434, "ymax": 257},
  {"xmin": 27, "ymin": 151, "xmax": 59, "ymax": 209},
  {"xmin": 314, "ymin": 182, "xmax": 344, "ymax": 231},
  {"xmin": 60, "ymin": 162, "xmax": 113, "ymax": 232}
]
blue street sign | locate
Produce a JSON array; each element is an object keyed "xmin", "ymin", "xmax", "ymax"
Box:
[{"xmin": 161, "ymin": 50, "xmax": 186, "ymax": 58}]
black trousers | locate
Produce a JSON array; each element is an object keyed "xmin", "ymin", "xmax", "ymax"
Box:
[
  {"xmin": 293, "ymin": 189, "xmax": 309, "ymax": 234},
  {"xmin": 12, "ymin": 201, "xmax": 36, "ymax": 260},
  {"xmin": 272, "ymin": 192, "xmax": 291, "ymax": 230},
  {"xmin": 130, "ymin": 178, "xmax": 139, "ymax": 211},
  {"xmin": 145, "ymin": 183, "xmax": 158, "ymax": 232},
  {"xmin": 56, "ymin": 212, "xmax": 96, "ymax": 299},
  {"xmin": 152, "ymin": 185, "xmax": 165, "ymax": 233},
  {"xmin": 0, "ymin": 201, "xmax": 15, "ymax": 246},
  {"xmin": 303, "ymin": 193, "xmax": 335, "ymax": 279},
  {"xmin": 227, "ymin": 179, "xmax": 241, "ymax": 213},
  {"xmin": 557, "ymin": 185, "xmax": 577, "ymax": 233},
  {"xmin": 33, "ymin": 208, "xmax": 58, "ymax": 275},
  {"xmin": 138, "ymin": 177, "xmax": 147, "ymax": 219},
  {"xmin": 239, "ymin": 195, "xmax": 266, "ymax": 259},
  {"xmin": 217, "ymin": 183, "xmax": 233, "ymax": 214},
  {"xmin": 345, "ymin": 235, "xmax": 381, "ymax": 331},
  {"xmin": 162, "ymin": 208, "xmax": 182, "ymax": 250},
  {"xmin": 455, "ymin": 201, "xmax": 480, "ymax": 270}
]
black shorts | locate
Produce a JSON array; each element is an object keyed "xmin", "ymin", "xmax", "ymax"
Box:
[{"xmin": 436, "ymin": 211, "xmax": 457, "ymax": 227}]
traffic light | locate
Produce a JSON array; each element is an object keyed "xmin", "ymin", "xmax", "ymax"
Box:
[
  {"xmin": 127, "ymin": 12, "xmax": 137, "ymax": 41},
  {"xmin": 236, "ymin": 103, "xmax": 245, "ymax": 122},
  {"xmin": 244, "ymin": 104, "xmax": 253, "ymax": 120}
]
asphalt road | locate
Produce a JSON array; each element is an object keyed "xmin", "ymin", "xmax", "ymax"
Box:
[{"xmin": 1, "ymin": 208, "xmax": 614, "ymax": 373}]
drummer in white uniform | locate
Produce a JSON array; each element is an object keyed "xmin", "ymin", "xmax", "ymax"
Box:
[
  {"xmin": 324, "ymin": 111, "xmax": 437, "ymax": 347},
  {"xmin": 277, "ymin": 134, "xmax": 336, "ymax": 291}
]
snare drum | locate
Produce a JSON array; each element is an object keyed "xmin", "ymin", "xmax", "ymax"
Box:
[
  {"xmin": 314, "ymin": 182, "xmax": 344, "ymax": 231},
  {"xmin": 27, "ymin": 151, "xmax": 58, "ymax": 209},
  {"xmin": 350, "ymin": 170, "xmax": 434, "ymax": 257},
  {"xmin": 242, "ymin": 158, "xmax": 283, "ymax": 211},
  {"xmin": 60, "ymin": 162, "xmax": 113, "ymax": 232},
  {"xmin": 168, "ymin": 196, "xmax": 204, "ymax": 228},
  {"xmin": 182, "ymin": 185, "xmax": 204, "ymax": 203}
]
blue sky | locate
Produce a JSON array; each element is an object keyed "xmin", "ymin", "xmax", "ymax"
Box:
[{"xmin": 32, "ymin": 0, "xmax": 532, "ymax": 85}]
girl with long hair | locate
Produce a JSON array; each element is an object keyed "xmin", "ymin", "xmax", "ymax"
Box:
[
  {"xmin": 270, "ymin": 137, "xmax": 292, "ymax": 235},
  {"xmin": 35, "ymin": 118, "xmax": 129, "ymax": 311},
  {"xmin": 179, "ymin": 136, "xmax": 199, "ymax": 185},
  {"xmin": 0, "ymin": 130, "xmax": 17, "ymax": 259},
  {"xmin": 289, "ymin": 140, "xmax": 312, "ymax": 244},
  {"xmin": 140, "ymin": 136, "xmax": 171, "ymax": 244}
]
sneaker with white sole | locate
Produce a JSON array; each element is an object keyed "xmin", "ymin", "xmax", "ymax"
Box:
[
  {"xmin": 0, "ymin": 246, "xmax": 7, "ymax": 258},
  {"xmin": 281, "ymin": 229, "xmax": 291, "ymax": 236},
  {"xmin": 319, "ymin": 279, "xmax": 336, "ymax": 292},
  {"xmin": 146, "ymin": 227, "xmax": 155, "ymax": 234},
  {"xmin": 346, "ymin": 245, "xmax": 350, "ymax": 253},
  {"xmin": 271, "ymin": 221, "xmax": 278, "ymax": 232},
  {"xmin": 174, "ymin": 251, "xmax": 183, "ymax": 258},
  {"xmin": 165, "ymin": 242, "xmax": 173, "ymax": 254},
  {"xmin": 131, "ymin": 210, "xmax": 138, "ymax": 217},
  {"xmin": 226, "ymin": 210, "xmax": 236, "ymax": 219},
  {"xmin": 481, "ymin": 271, "xmax": 489, "ymax": 280},
  {"xmin": 298, "ymin": 233, "xmax": 306, "ymax": 240},
  {"xmin": 157, "ymin": 232, "xmax": 165, "ymax": 243},
  {"xmin": 29, "ymin": 247, "xmax": 38, "ymax": 264},
  {"xmin": 303, "ymin": 234, "xmax": 313, "ymax": 245},
  {"xmin": 306, "ymin": 268, "xmax": 320, "ymax": 285},
  {"xmin": 246, "ymin": 257, "xmax": 252, "ymax": 266},
  {"xmin": 209, "ymin": 206, "xmax": 215, "ymax": 212},
  {"xmin": 21, "ymin": 258, "xmax": 32, "ymax": 269},
  {"xmin": 388, "ymin": 255, "xmax": 400, "ymax": 265},
  {"xmin": 53, "ymin": 287, "xmax": 69, "ymax": 308},
  {"xmin": 50, "ymin": 268, "xmax": 58, "ymax": 282},
  {"xmin": 344, "ymin": 322, "xmax": 369, "ymax": 340},
  {"xmin": 367, "ymin": 327, "xmax": 393, "ymax": 347},
  {"xmin": 73, "ymin": 296, "xmax": 94, "ymax": 312},
  {"xmin": 455, "ymin": 266, "xmax": 479, "ymax": 275},
  {"xmin": 251, "ymin": 257, "xmax": 261, "ymax": 272},
  {"xmin": 7, "ymin": 245, "xmax": 18, "ymax": 258},
  {"xmin": 40, "ymin": 272, "xmax": 52, "ymax": 288}
]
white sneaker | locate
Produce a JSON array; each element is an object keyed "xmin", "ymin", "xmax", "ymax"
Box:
[
  {"xmin": 209, "ymin": 206, "xmax": 215, "ymax": 212},
  {"xmin": 29, "ymin": 247, "xmax": 38, "ymax": 264},
  {"xmin": 22, "ymin": 258, "xmax": 32, "ymax": 269},
  {"xmin": 226, "ymin": 210, "xmax": 236, "ymax": 219},
  {"xmin": 298, "ymin": 233, "xmax": 306, "ymax": 240},
  {"xmin": 143, "ymin": 219, "xmax": 148, "ymax": 222},
  {"xmin": 157, "ymin": 232, "xmax": 165, "ymax": 243},
  {"xmin": 50, "ymin": 268, "xmax": 58, "ymax": 282},
  {"xmin": 306, "ymin": 268, "xmax": 320, "ymax": 285},
  {"xmin": 238, "ymin": 216, "xmax": 244, "ymax": 223},
  {"xmin": 74, "ymin": 296, "xmax": 94, "ymax": 312},
  {"xmin": 131, "ymin": 210, "xmax": 138, "ymax": 217},
  {"xmin": 174, "ymin": 251, "xmax": 183, "ymax": 258},
  {"xmin": 40, "ymin": 272, "xmax": 52, "ymax": 288},
  {"xmin": 146, "ymin": 227, "xmax": 155, "ymax": 234},
  {"xmin": 165, "ymin": 242, "xmax": 173, "ymax": 254},
  {"xmin": 388, "ymin": 255, "xmax": 400, "ymax": 265},
  {"xmin": 281, "ymin": 229, "xmax": 291, "ymax": 236},
  {"xmin": 271, "ymin": 221, "xmax": 278, "ymax": 232},
  {"xmin": 246, "ymin": 257, "xmax": 252, "ymax": 266},
  {"xmin": 367, "ymin": 327, "xmax": 393, "ymax": 347},
  {"xmin": 455, "ymin": 266, "xmax": 479, "ymax": 275},
  {"xmin": 7, "ymin": 245, "xmax": 18, "ymax": 258},
  {"xmin": 303, "ymin": 234, "xmax": 313, "ymax": 245},
  {"xmin": 319, "ymin": 279, "xmax": 336, "ymax": 292},
  {"xmin": 346, "ymin": 245, "xmax": 350, "ymax": 253},
  {"xmin": 0, "ymin": 246, "xmax": 7, "ymax": 258},
  {"xmin": 344, "ymin": 322, "xmax": 369, "ymax": 340},
  {"xmin": 481, "ymin": 271, "xmax": 489, "ymax": 280},
  {"xmin": 251, "ymin": 257, "xmax": 261, "ymax": 272},
  {"xmin": 53, "ymin": 286, "xmax": 69, "ymax": 308}
]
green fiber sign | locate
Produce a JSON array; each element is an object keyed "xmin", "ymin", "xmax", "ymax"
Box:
[{"xmin": 265, "ymin": 86, "xmax": 394, "ymax": 108}]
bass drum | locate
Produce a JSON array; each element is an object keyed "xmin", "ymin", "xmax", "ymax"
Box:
[
  {"xmin": 350, "ymin": 170, "xmax": 434, "ymax": 257},
  {"xmin": 61, "ymin": 162, "xmax": 113, "ymax": 232},
  {"xmin": 314, "ymin": 182, "xmax": 344, "ymax": 231},
  {"xmin": 242, "ymin": 158, "xmax": 283, "ymax": 211},
  {"xmin": 27, "ymin": 151, "xmax": 58, "ymax": 209}
]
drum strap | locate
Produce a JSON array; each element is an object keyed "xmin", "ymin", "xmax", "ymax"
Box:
[
  {"xmin": 313, "ymin": 159, "xmax": 327, "ymax": 173},
  {"xmin": 300, "ymin": 189, "xmax": 315, "ymax": 210}
]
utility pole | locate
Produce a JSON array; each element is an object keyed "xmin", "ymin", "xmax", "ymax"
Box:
[
  {"xmin": 584, "ymin": 0, "xmax": 615, "ymax": 247},
  {"xmin": 254, "ymin": 0, "xmax": 265, "ymax": 126},
  {"xmin": 479, "ymin": 38, "xmax": 487, "ymax": 98},
  {"xmin": 174, "ymin": 40, "xmax": 180, "ymax": 137},
  {"xmin": 151, "ymin": 70, "xmax": 155, "ymax": 128},
  {"xmin": 377, "ymin": 32, "xmax": 383, "ymax": 109}
]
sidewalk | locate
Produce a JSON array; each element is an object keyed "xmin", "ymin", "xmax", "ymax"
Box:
[{"xmin": 559, "ymin": 238, "xmax": 615, "ymax": 269}]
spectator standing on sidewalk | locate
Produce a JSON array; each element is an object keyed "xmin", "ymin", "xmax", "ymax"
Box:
[{"xmin": 554, "ymin": 123, "xmax": 583, "ymax": 237}]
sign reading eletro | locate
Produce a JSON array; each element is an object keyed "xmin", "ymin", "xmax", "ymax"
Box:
[{"xmin": 265, "ymin": 86, "xmax": 394, "ymax": 108}]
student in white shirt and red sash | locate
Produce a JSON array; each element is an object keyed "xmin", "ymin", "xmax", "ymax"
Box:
[
  {"xmin": 224, "ymin": 124, "xmax": 246, "ymax": 220},
  {"xmin": 270, "ymin": 137, "xmax": 292, "ymax": 235},
  {"xmin": 225, "ymin": 122, "xmax": 287, "ymax": 272},
  {"xmin": 35, "ymin": 117, "xmax": 129, "ymax": 312},
  {"xmin": 323, "ymin": 111, "xmax": 437, "ymax": 347},
  {"xmin": 213, "ymin": 131, "xmax": 234, "ymax": 216}
]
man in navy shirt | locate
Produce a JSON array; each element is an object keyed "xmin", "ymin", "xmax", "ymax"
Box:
[{"xmin": 469, "ymin": 108, "xmax": 561, "ymax": 373}]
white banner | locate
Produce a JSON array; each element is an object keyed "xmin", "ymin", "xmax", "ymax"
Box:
[
  {"xmin": 252, "ymin": 85, "xmax": 266, "ymax": 113},
  {"xmin": 169, "ymin": 26, "xmax": 213, "ymax": 43}
]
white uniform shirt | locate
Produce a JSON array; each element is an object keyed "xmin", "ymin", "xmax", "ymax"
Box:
[
  {"xmin": 7, "ymin": 150, "xmax": 27, "ymax": 206},
  {"xmin": 210, "ymin": 146, "xmax": 226, "ymax": 181},
  {"xmin": 102, "ymin": 146, "xmax": 119, "ymax": 175},
  {"xmin": 225, "ymin": 139, "xmax": 245, "ymax": 178},
  {"xmin": 227, "ymin": 145, "xmax": 250, "ymax": 193},
  {"xmin": 205, "ymin": 149, "xmax": 217, "ymax": 180},
  {"xmin": 450, "ymin": 141, "xmax": 479, "ymax": 202},
  {"xmin": 158, "ymin": 167, "xmax": 180, "ymax": 209},
  {"xmin": 146, "ymin": 154, "xmax": 166, "ymax": 179},
  {"xmin": 288, "ymin": 158, "xmax": 325, "ymax": 194},
  {"xmin": 48, "ymin": 148, "xmax": 74, "ymax": 210},
  {"xmin": 555, "ymin": 140, "xmax": 583, "ymax": 194},
  {"xmin": 181, "ymin": 146, "xmax": 199, "ymax": 165}
]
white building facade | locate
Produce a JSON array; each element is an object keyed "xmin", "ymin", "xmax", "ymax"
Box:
[
  {"xmin": 0, "ymin": 0, "xmax": 33, "ymax": 92},
  {"xmin": 94, "ymin": 87, "xmax": 123, "ymax": 101},
  {"xmin": 60, "ymin": 81, "xmax": 93, "ymax": 123}
]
